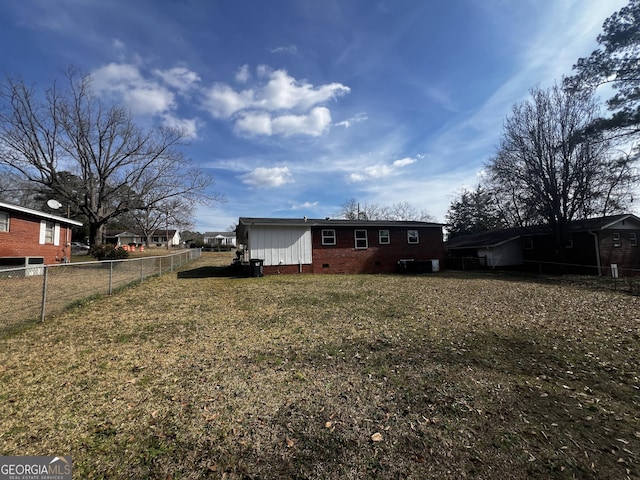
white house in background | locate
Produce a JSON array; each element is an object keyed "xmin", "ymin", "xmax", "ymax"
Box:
[
  {"xmin": 106, "ymin": 229, "xmax": 181, "ymax": 247},
  {"xmin": 204, "ymin": 231, "xmax": 236, "ymax": 249}
]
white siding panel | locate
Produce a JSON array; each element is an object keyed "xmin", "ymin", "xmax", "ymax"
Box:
[
  {"xmin": 479, "ymin": 240, "xmax": 523, "ymax": 267},
  {"xmin": 249, "ymin": 226, "xmax": 312, "ymax": 266}
]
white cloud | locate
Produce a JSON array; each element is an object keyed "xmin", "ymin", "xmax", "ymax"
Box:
[
  {"xmin": 161, "ymin": 115, "xmax": 198, "ymax": 139},
  {"xmin": 257, "ymin": 70, "xmax": 350, "ymax": 111},
  {"xmin": 271, "ymin": 107, "xmax": 332, "ymax": 137},
  {"xmin": 154, "ymin": 67, "xmax": 201, "ymax": 92},
  {"xmin": 201, "ymin": 67, "xmax": 349, "ymax": 137},
  {"xmin": 268, "ymin": 45, "xmax": 298, "ymax": 54},
  {"xmin": 234, "ymin": 107, "xmax": 332, "ymax": 137},
  {"xmin": 91, "ymin": 63, "xmax": 175, "ymax": 115},
  {"xmin": 235, "ymin": 64, "xmax": 250, "ymax": 84},
  {"xmin": 336, "ymin": 112, "xmax": 368, "ymax": 128},
  {"xmin": 202, "ymin": 84, "xmax": 255, "ymax": 118},
  {"xmin": 240, "ymin": 166, "xmax": 293, "ymax": 188},
  {"xmin": 290, "ymin": 201, "xmax": 318, "ymax": 210},
  {"xmin": 349, "ymin": 156, "xmax": 417, "ymax": 182},
  {"xmin": 234, "ymin": 111, "xmax": 273, "ymax": 136},
  {"xmin": 393, "ymin": 157, "xmax": 417, "ymax": 168}
]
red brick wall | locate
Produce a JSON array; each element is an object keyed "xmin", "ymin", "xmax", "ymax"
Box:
[
  {"xmin": 310, "ymin": 225, "xmax": 444, "ymax": 274},
  {"xmin": 598, "ymin": 230, "xmax": 640, "ymax": 276},
  {"xmin": 0, "ymin": 212, "xmax": 73, "ymax": 264}
]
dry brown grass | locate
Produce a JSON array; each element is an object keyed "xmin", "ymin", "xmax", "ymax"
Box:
[{"xmin": 0, "ymin": 252, "xmax": 638, "ymax": 479}]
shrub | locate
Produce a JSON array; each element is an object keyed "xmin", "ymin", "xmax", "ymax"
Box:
[{"xmin": 90, "ymin": 244, "xmax": 130, "ymax": 261}]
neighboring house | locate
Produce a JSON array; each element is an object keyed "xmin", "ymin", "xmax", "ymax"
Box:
[
  {"xmin": 446, "ymin": 214, "xmax": 640, "ymax": 276},
  {"xmin": 0, "ymin": 200, "xmax": 83, "ymax": 265},
  {"xmin": 236, "ymin": 217, "xmax": 445, "ymax": 275},
  {"xmin": 204, "ymin": 231, "xmax": 236, "ymax": 249},
  {"xmin": 106, "ymin": 229, "xmax": 181, "ymax": 247},
  {"xmin": 105, "ymin": 230, "xmax": 142, "ymax": 246}
]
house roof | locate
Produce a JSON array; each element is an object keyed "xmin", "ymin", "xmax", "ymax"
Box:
[
  {"xmin": 105, "ymin": 229, "xmax": 177, "ymax": 237},
  {"xmin": 446, "ymin": 214, "xmax": 640, "ymax": 250},
  {"xmin": 204, "ymin": 231, "xmax": 235, "ymax": 237},
  {"xmin": 0, "ymin": 200, "xmax": 83, "ymax": 226},
  {"xmin": 238, "ymin": 217, "xmax": 444, "ymax": 229},
  {"xmin": 446, "ymin": 226, "xmax": 549, "ymax": 249}
]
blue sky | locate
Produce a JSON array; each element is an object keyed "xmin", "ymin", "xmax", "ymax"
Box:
[{"xmin": 0, "ymin": 0, "xmax": 630, "ymax": 232}]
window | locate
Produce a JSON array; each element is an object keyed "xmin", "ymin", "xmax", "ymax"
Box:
[
  {"xmin": 39, "ymin": 220, "xmax": 59, "ymax": 245},
  {"xmin": 407, "ymin": 230, "xmax": 419, "ymax": 244},
  {"xmin": 44, "ymin": 221, "xmax": 54, "ymax": 244},
  {"xmin": 322, "ymin": 229, "xmax": 336, "ymax": 245},
  {"xmin": 630, "ymin": 233, "xmax": 637, "ymax": 247},
  {"xmin": 0, "ymin": 211, "xmax": 8, "ymax": 232},
  {"xmin": 379, "ymin": 229, "xmax": 390, "ymax": 244},
  {"xmin": 354, "ymin": 229, "xmax": 368, "ymax": 249},
  {"xmin": 522, "ymin": 237, "xmax": 533, "ymax": 250},
  {"xmin": 563, "ymin": 236, "xmax": 573, "ymax": 249},
  {"xmin": 613, "ymin": 233, "xmax": 621, "ymax": 247}
]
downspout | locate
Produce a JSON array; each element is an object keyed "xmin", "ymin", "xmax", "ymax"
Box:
[{"xmin": 589, "ymin": 231, "xmax": 601, "ymax": 276}]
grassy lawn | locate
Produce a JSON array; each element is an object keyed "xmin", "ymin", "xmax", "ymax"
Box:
[{"xmin": 0, "ymin": 252, "xmax": 638, "ymax": 479}]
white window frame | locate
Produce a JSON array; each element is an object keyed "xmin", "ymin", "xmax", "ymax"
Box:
[
  {"xmin": 0, "ymin": 211, "xmax": 9, "ymax": 232},
  {"xmin": 354, "ymin": 229, "xmax": 368, "ymax": 249},
  {"xmin": 379, "ymin": 229, "xmax": 390, "ymax": 244},
  {"xmin": 407, "ymin": 230, "xmax": 419, "ymax": 244},
  {"xmin": 322, "ymin": 229, "xmax": 336, "ymax": 245},
  {"xmin": 630, "ymin": 233, "xmax": 637, "ymax": 247},
  {"xmin": 613, "ymin": 232, "xmax": 621, "ymax": 247}
]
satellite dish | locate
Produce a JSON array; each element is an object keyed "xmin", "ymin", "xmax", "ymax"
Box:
[{"xmin": 47, "ymin": 199, "xmax": 63, "ymax": 210}]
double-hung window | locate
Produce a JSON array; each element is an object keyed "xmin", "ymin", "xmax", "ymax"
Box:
[
  {"xmin": 39, "ymin": 220, "xmax": 59, "ymax": 245},
  {"xmin": 407, "ymin": 230, "xmax": 419, "ymax": 244},
  {"xmin": 630, "ymin": 233, "xmax": 637, "ymax": 247},
  {"xmin": 322, "ymin": 229, "xmax": 336, "ymax": 245},
  {"xmin": 354, "ymin": 230, "xmax": 368, "ymax": 249},
  {"xmin": 613, "ymin": 233, "xmax": 621, "ymax": 247},
  {"xmin": 379, "ymin": 229, "xmax": 390, "ymax": 244},
  {"xmin": 0, "ymin": 211, "xmax": 8, "ymax": 232}
]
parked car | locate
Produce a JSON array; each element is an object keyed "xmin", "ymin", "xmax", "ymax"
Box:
[{"xmin": 71, "ymin": 242, "xmax": 90, "ymax": 250}]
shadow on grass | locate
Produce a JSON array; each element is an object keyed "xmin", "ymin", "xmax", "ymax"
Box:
[
  {"xmin": 177, "ymin": 265, "xmax": 247, "ymax": 279},
  {"xmin": 177, "ymin": 265, "xmax": 234, "ymax": 278}
]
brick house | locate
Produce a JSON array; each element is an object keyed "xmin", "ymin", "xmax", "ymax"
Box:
[
  {"xmin": 446, "ymin": 214, "xmax": 640, "ymax": 276},
  {"xmin": 0, "ymin": 201, "xmax": 83, "ymax": 265},
  {"xmin": 236, "ymin": 217, "xmax": 445, "ymax": 275}
]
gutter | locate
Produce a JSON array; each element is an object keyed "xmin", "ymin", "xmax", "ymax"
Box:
[{"xmin": 589, "ymin": 231, "xmax": 601, "ymax": 276}]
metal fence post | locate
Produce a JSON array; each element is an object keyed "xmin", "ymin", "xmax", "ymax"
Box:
[
  {"xmin": 109, "ymin": 261, "xmax": 113, "ymax": 295},
  {"xmin": 40, "ymin": 265, "xmax": 48, "ymax": 322},
  {"xmin": 140, "ymin": 258, "xmax": 144, "ymax": 283}
]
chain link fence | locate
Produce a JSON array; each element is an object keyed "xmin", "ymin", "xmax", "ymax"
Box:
[{"xmin": 0, "ymin": 249, "xmax": 202, "ymax": 335}]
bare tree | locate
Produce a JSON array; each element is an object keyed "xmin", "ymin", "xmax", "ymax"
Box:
[
  {"xmin": 0, "ymin": 70, "xmax": 221, "ymax": 246},
  {"xmin": 486, "ymin": 84, "xmax": 637, "ymax": 252},
  {"xmin": 336, "ymin": 198, "xmax": 433, "ymax": 221}
]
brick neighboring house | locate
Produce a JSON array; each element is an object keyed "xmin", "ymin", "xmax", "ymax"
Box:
[
  {"xmin": 446, "ymin": 214, "xmax": 640, "ymax": 276},
  {"xmin": 236, "ymin": 217, "xmax": 445, "ymax": 275},
  {"xmin": 0, "ymin": 201, "xmax": 83, "ymax": 265}
]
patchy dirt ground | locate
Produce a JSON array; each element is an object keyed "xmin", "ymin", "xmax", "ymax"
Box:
[{"xmin": 0, "ymin": 252, "xmax": 638, "ymax": 479}]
